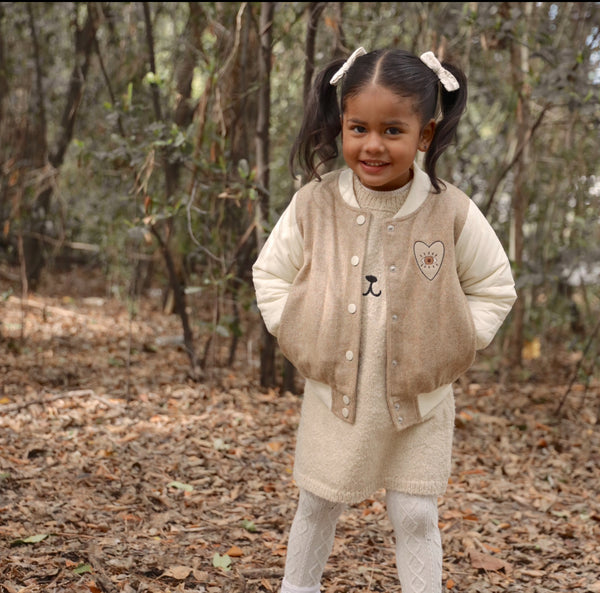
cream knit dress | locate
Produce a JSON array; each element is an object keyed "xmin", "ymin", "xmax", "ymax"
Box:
[{"xmin": 292, "ymin": 174, "xmax": 456, "ymax": 505}]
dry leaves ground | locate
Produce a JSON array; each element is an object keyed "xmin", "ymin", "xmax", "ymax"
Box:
[{"xmin": 1, "ymin": 271, "xmax": 599, "ymax": 593}]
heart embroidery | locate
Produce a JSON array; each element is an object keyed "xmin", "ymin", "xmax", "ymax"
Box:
[{"xmin": 414, "ymin": 241, "xmax": 445, "ymax": 280}]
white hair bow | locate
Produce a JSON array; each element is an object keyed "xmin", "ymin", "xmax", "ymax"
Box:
[
  {"xmin": 330, "ymin": 47, "xmax": 367, "ymax": 86},
  {"xmin": 419, "ymin": 51, "xmax": 459, "ymax": 91}
]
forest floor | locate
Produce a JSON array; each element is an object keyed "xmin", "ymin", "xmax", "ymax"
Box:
[{"xmin": 0, "ymin": 267, "xmax": 599, "ymax": 593}]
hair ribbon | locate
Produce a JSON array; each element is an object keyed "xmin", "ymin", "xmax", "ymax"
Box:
[
  {"xmin": 419, "ymin": 52, "xmax": 459, "ymax": 91},
  {"xmin": 330, "ymin": 47, "xmax": 367, "ymax": 86}
]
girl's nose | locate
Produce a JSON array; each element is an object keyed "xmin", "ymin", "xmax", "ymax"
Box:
[{"xmin": 364, "ymin": 132, "xmax": 384, "ymax": 152}]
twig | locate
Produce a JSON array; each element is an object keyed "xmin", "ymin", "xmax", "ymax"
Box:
[
  {"xmin": 238, "ymin": 567, "xmax": 282, "ymax": 579},
  {"xmin": 88, "ymin": 543, "xmax": 119, "ymax": 593},
  {"xmin": 0, "ymin": 389, "xmax": 96, "ymax": 413},
  {"xmin": 8, "ymin": 295, "xmax": 91, "ymax": 321},
  {"xmin": 555, "ymin": 316, "xmax": 600, "ymax": 416},
  {"xmin": 364, "ymin": 557, "xmax": 377, "ymax": 592}
]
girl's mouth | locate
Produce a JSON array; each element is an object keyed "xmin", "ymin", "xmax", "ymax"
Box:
[{"xmin": 360, "ymin": 160, "xmax": 388, "ymax": 170}]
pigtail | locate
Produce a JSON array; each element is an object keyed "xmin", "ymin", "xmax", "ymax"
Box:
[
  {"xmin": 425, "ymin": 61, "xmax": 468, "ymax": 193},
  {"xmin": 289, "ymin": 60, "xmax": 345, "ymax": 181}
]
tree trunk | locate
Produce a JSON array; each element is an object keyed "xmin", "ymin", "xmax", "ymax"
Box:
[
  {"xmin": 255, "ymin": 2, "xmax": 277, "ymax": 388},
  {"xmin": 22, "ymin": 3, "xmax": 99, "ymax": 289},
  {"xmin": 303, "ymin": 3, "xmax": 326, "ymax": 104},
  {"xmin": 141, "ymin": 1, "xmax": 200, "ymax": 375},
  {"xmin": 506, "ymin": 1, "xmax": 533, "ymax": 368}
]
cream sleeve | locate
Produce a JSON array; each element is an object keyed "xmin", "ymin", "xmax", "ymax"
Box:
[
  {"xmin": 252, "ymin": 195, "xmax": 304, "ymax": 337},
  {"xmin": 456, "ymin": 202, "xmax": 517, "ymax": 350}
]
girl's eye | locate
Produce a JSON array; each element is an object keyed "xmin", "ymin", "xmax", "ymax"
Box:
[
  {"xmin": 386, "ymin": 127, "xmax": 401, "ymax": 135},
  {"xmin": 351, "ymin": 125, "xmax": 366, "ymax": 134}
]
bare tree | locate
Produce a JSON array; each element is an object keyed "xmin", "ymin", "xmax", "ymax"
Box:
[
  {"xmin": 19, "ymin": 3, "xmax": 99, "ymax": 289},
  {"xmin": 256, "ymin": 2, "xmax": 277, "ymax": 388}
]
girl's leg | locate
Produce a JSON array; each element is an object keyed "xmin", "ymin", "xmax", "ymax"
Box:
[
  {"xmin": 385, "ymin": 490, "xmax": 442, "ymax": 593},
  {"xmin": 281, "ymin": 488, "xmax": 346, "ymax": 593}
]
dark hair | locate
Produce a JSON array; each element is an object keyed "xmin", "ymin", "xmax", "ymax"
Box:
[{"xmin": 289, "ymin": 48, "xmax": 468, "ymax": 193}]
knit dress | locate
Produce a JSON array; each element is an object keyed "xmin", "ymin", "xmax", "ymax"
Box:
[{"xmin": 292, "ymin": 173, "xmax": 456, "ymax": 505}]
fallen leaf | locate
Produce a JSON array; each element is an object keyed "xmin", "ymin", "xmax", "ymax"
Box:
[
  {"xmin": 167, "ymin": 481, "xmax": 193, "ymax": 492},
  {"xmin": 469, "ymin": 550, "xmax": 511, "ymax": 573},
  {"xmin": 226, "ymin": 545, "xmax": 243, "ymax": 557},
  {"xmin": 163, "ymin": 565, "xmax": 192, "ymax": 579},
  {"xmin": 193, "ymin": 569, "xmax": 210, "ymax": 581},
  {"xmin": 241, "ymin": 518, "xmax": 257, "ymax": 532},
  {"xmin": 212, "ymin": 553, "xmax": 232, "ymax": 571},
  {"xmin": 9, "ymin": 534, "xmax": 50, "ymax": 546}
]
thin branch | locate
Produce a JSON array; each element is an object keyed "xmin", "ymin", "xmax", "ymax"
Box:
[
  {"xmin": 481, "ymin": 103, "xmax": 551, "ymax": 217},
  {"xmin": 1, "ymin": 389, "xmax": 97, "ymax": 413},
  {"xmin": 555, "ymin": 316, "xmax": 600, "ymax": 416}
]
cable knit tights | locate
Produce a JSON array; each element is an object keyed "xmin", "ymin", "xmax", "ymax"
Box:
[
  {"xmin": 281, "ymin": 489, "xmax": 345, "ymax": 593},
  {"xmin": 280, "ymin": 489, "xmax": 442, "ymax": 593},
  {"xmin": 386, "ymin": 490, "xmax": 443, "ymax": 593}
]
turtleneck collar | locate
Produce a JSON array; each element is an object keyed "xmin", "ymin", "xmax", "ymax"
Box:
[{"xmin": 352, "ymin": 172, "xmax": 413, "ymax": 217}]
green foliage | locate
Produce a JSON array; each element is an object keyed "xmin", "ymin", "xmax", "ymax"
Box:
[{"xmin": 1, "ymin": 2, "xmax": 599, "ymax": 373}]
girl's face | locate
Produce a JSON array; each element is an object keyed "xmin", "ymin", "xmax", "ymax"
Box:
[{"xmin": 341, "ymin": 84, "xmax": 435, "ymax": 191}]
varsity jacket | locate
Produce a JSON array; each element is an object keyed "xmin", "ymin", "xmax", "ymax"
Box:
[{"xmin": 253, "ymin": 164, "xmax": 517, "ymax": 431}]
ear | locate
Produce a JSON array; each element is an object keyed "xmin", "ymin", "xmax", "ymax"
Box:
[{"xmin": 418, "ymin": 119, "xmax": 436, "ymax": 152}]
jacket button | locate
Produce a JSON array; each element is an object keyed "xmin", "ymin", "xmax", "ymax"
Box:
[
  {"xmin": 348, "ymin": 303, "xmax": 357, "ymax": 314},
  {"xmin": 351, "ymin": 255, "xmax": 359, "ymax": 266},
  {"xmin": 343, "ymin": 395, "xmax": 350, "ymax": 405},
  {"xmin": 390, "ymin": 264, "xmax": 397, "ymax": 272},
  {"xmin": 397, "ymin": 416, "xmax": 403, "ymax": 424},
  {"xmin": 391, "ymin": 313, "xmax": 398, "ymax": 322},
  {"xmin": 345, "ymin": 350, "xmax": 354, "ymax": 361},
  {"xmin": 356, "ymin": 215, "xmax": 366, "ymax": 225},
  {"xmin": 342, "ymin": 407, "xmax": 350, "ymax": 418},
  {"xmin": 391, "ymin": 359, "xmax": 398, "ymax": 367},
  {"xmin": 394, "ymin": 402, "xmax": 400, "ymax": 410},
  {"xmin": 387, "ymin": 224, "xmax": 395, "ymax": 232}
]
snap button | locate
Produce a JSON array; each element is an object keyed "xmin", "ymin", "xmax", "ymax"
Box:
[
  {"xmin": 390, "ymin": 265, "xmax": 396, "ymax": 272},
  {"xmin": 345, "ymin": 350, "xmax": 354, "ymax": 361},
  {"xmin": 392, "ymin": 360, "xmax": 398, "ymax": 367},
  {"xmin": 391, "ymin": 314, "xmax": 398, "ymax": 322},
  {"xmin": 343, "ymin": 395, "xmax": 350, "ymax": 405},
  {"xmin": 348, "ymin": 303, "xmax": 357, "ymax": 314},
  {"xmin": 351, "ymin": 255, "xmax": 360, "ymax": 266},
  {"xmin": 394, "ymin": 402, "xmax": 400, "ymax": 410},
  {"xmin": 356, "ymin": 215, "xmax": 366, "ymax": 225},
  {"xmin": 342, "ymin": 407, "xmax": 349, "ymax": 418},
  {"xmin": 397, "ymin": 416, "xmax": 403, "ymax": 424},
  {"xmin": 387, "ymin": 224, "xmax": 395, "ymax": 232}
]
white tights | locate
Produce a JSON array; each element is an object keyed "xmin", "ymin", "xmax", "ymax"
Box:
[{"xmin": 281, "ymin": 489, "xmax": 442, "ymax": 593}]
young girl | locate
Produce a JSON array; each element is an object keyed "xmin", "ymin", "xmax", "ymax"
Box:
[{"xmin": 252, "ymin": 47, "xmax": 517, "ymax": 593}]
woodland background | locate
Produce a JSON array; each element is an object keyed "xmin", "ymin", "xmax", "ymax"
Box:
[{"xmin": 0, "ymin": 2, "xmax": 599, "ymax": 592}]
